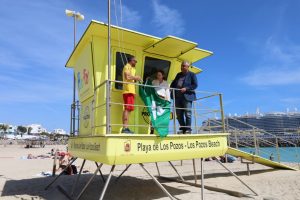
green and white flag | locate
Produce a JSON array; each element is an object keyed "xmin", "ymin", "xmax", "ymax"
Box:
[{"xmin": 139, "ymin": 80, "xmax": 170, "ymax": 137}]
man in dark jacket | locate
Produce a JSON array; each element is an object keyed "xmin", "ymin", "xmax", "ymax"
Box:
[{"xmin": 170, "ymin": 61, "xmax": 198, "ymax": 134}]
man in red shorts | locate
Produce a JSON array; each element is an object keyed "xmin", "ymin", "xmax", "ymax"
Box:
[{"xmin": 122, "ymin": 56, "xmax": 141, "ymax": 133}]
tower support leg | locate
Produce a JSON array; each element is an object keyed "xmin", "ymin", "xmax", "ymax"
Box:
[
  {"xmin": 215, "ymin": 159, "xmax": 258, "ymax": 196},
  {"xmin": 95, "ymin": 162, "xmax": 106, "ymax": 182},
  {"xmin": 200, "ymin": 158, "xmax": 204, "ymax": 200},
  {"xmin": 168, "ymin": 161, "xmax": 185, "ymax": 181},
  {"xmin": 99, "ymin": 165, "xmax": 116, "ymax": 200},
  {"xmin": 192, "ymin": 159, "xmax": 197, "ymax": 184},
  {"xmin": 75, "ymin": 163, "xmax": 104, "ymax": 200},
  {"xmin": 71, "ymin": 159, "xmax": 86, "ymax": 196},
  {"xmin": 115, "ymin": 164, "xmax": 131, "ymax": 182},
  {"xmin": 45, "ymin": 157, "xmax": 77, "ymax": 190},
  {"xmin": 140, "ymin": 163, "xmax": 174, "ymax": 200}
]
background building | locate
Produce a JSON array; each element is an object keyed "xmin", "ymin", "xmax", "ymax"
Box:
[
  {"xmin": 27, "ymin": 124, "xmax": 47, "ymax": 135},
  {"xmin": 0, "ymin": 123, "xmax": 17, "ymax": 134},
  {"xmin": 204, "ymin": 112, "xmax": 300, "ymax": 135},
  {"xmin": 51, "ymin": 129, "xmax": 67, "ymax": 135}
]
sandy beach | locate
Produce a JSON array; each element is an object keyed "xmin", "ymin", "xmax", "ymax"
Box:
[{"xmin": 0, "ymin": 144, "xmax": 300, "ymax": 200}]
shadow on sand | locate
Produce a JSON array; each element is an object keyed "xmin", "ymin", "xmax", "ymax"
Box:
[
  {"xmin": 156, "ymin": 168, "xmax": 276, "ymax": 198},
  {"xmin": 178, "ymin": 168, "xmax": 278, "ymax": 181},
  {"xmin": 1, "ymin": 168, "xmax": 275, "ymax": 199},
  {"xmin": 1, "ymin": 174, "xmax": 191, "ymax": 200}
]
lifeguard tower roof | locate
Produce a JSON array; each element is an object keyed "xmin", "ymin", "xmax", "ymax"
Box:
[{"xmin": 66, "ymin": 20, "xmax": 213, "ymax": 73}]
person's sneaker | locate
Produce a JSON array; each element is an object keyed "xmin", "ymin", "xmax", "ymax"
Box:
[
  {"xmin": 185, "ymin": 129, "xmax": 192, "ymax": 134},
  {"xmin": 121, "ymin": 128, "xmax": 134, "ymax": 134},
  {"xmin": 177, "ymin": 130, "xmax": 184, "ymax": 134}
]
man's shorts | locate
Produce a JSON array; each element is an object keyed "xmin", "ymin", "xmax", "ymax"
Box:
[{"xmin": 123, "ymin": 93, "xmax": 135, "ymax": 111}]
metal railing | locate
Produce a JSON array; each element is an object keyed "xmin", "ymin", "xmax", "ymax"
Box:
[
  {"xmin": 202, "ymin": 117, "xmax": 300, "ymax": 168},
  {"xmin": 71, "ymin": 79, "xmax": 300, "ymax": 167},
  {"xmin": 70, "ymin": 100, "xmax": 80, "ymax": 136},
  {"xmin": 89, "ymin": 79, "xmax": 226, "ymax": 135}
]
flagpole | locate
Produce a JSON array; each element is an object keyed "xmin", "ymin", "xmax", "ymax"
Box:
[{"xmin": 106, "ymin": 0, "xmax": 111, "ymax": 134}]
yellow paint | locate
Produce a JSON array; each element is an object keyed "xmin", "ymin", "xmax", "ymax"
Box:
[
  {"xmin": 69, "ymin": 134, "xmax": 228, "ymax": 165},
  {"xmin": 79, "ymin": 97, "xmax": 93, "ymax": 135},
  {"xmin": 74, "ymin": 42, "xmax": 95, "ymax": 102},
  {"xmin": 227, "ymin": 147, "xmax": 297, "ymax": 170},
  {"xmin": 144, "ymin": 36, "xmax": 197, "ymax": 57},
  {"xmin": 179, "ymin": 48, "xmax": 213, "ymax": 63}
]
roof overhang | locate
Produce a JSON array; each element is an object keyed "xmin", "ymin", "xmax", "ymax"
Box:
[
  {"xmin": 144, "ymin": 36, "xmax": 197, "ymax": 58},
  {"xmin": 65, "ymin": 20, "xmax": 213, "ymax": 68}
]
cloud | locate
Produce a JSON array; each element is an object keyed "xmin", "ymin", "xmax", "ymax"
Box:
[
  {"xmin": 263, "ymin": 36, "xmax": 300, "ymax": 64},
  {"xmin": 241, "ymin": 37, "xmax": 300, "ymax": 86},
  {"xmin": 280, "ymin": 97, "xmax": 300, "ymax": 104},
  {"xmin": 112, "ymin": 1, "xmax": 141, "ymax": 30},
  {"xmin": 0, "ymin": 0, "xmax": 72, "ymax": 71},
  {"xmin": 151, "ymin": 0, "xmax": 184, "ymax": 36},
  {"xmin": 0, "ymin": 0, "xmax": 74, "ymax": 105},
  {"xmin": 121, "ymin": 4, "xmax": 141, "ymax": 29},
  {"xmin": 0, "ymin": 73, "xmax": 72, "ymax": 104},
  {"xmin": 242, "ymin": 67, "xmax": 300, "ymax": 86}
]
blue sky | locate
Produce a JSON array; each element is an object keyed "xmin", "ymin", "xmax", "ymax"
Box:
[{"xmin": 1, "ymin": 0, "xmax": 300, "ymax": 132}]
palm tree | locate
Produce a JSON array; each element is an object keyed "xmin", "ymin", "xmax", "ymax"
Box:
[
  {"xmin": 0, "ymin": 124, "xmax": 9, "ymax": 133},
  {"xmin": 28, "ymin": 127, "xmax": 33, "ymax": 135},
  {"xmin": 17, "ymin": 126, "xmax": 27, "ymax": 136}
]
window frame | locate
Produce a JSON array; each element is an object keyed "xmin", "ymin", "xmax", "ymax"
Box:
[{"xmin": 141, "ymin": 53, "xmax": 172, "ymax": 83}]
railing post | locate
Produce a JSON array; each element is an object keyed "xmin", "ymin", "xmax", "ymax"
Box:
[
  {"xmin": 234, "ymin": 130, "xmax": 238, "ymax": 149},
  {"xmin": 218, "ymin": 94, "xmax": 226, "ymax": 133},
  {"xmin": 70, "ymin": 104, "xmax": 73, "ymax": 136},
  {"xmin": 295, "ymin": 144, "xmax": 300, "ymax": 170},
  {"xmin": 256, "ymin": 134, "xmax": 260, "ymax": 155},
  {"xmin": 172, "ymin": 89, "xmax": 177, "ymax": 134},
  {"xmin": 72, "ymin": 102, "xmax": 76, "ymax": 136},
  {"xmin": 106, "ymin": 80, "xmax": 111, "ymax": 134},
  {"xmin": 253, "ymin": 129, "xmax": 258, "ymax": 155},
  {"xmin": 275, "ymin": 137, "xmax": 280, "ymax": 162},
  {"xmin": 226, "ymin": 117, "xmax": 230, "ymax": 132},
  {"xmin": 193, "ymin": 102, "xmax": 197, "ymax": 134},
  {"xmin": 219, "ymin": 93, "xmax": 228, "ymax": 148},
  {"xmin": 293, "ymin": 142, "xmax": 300, "ymax": 169},
  {"xmin": 76, "ymin": 100, "xmax": 80, "ymax": 135}
]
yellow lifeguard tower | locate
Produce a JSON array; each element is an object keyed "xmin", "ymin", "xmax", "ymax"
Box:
[
  {"xmin": 64, "ymin": 20, "xmax": 229, "ymax": 165},
  {"xmin": 45, "ymin": 18, "xmax": 297, "ymax": 200},
  {"xmin": 45, "ymin": 19, "xmax": 271, "ymax": 200},
  {"xmin": 43, "ymin": 20, "xmax": 230, "ymax": 199},
  {"xmin": 42, "ymin": 0, "xmax": 299, "ymax": 196}
]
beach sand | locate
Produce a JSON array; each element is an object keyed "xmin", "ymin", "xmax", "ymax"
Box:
[{"xmin": 0, "ymin": 144, "xmax": 300, "ymax": 200}]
